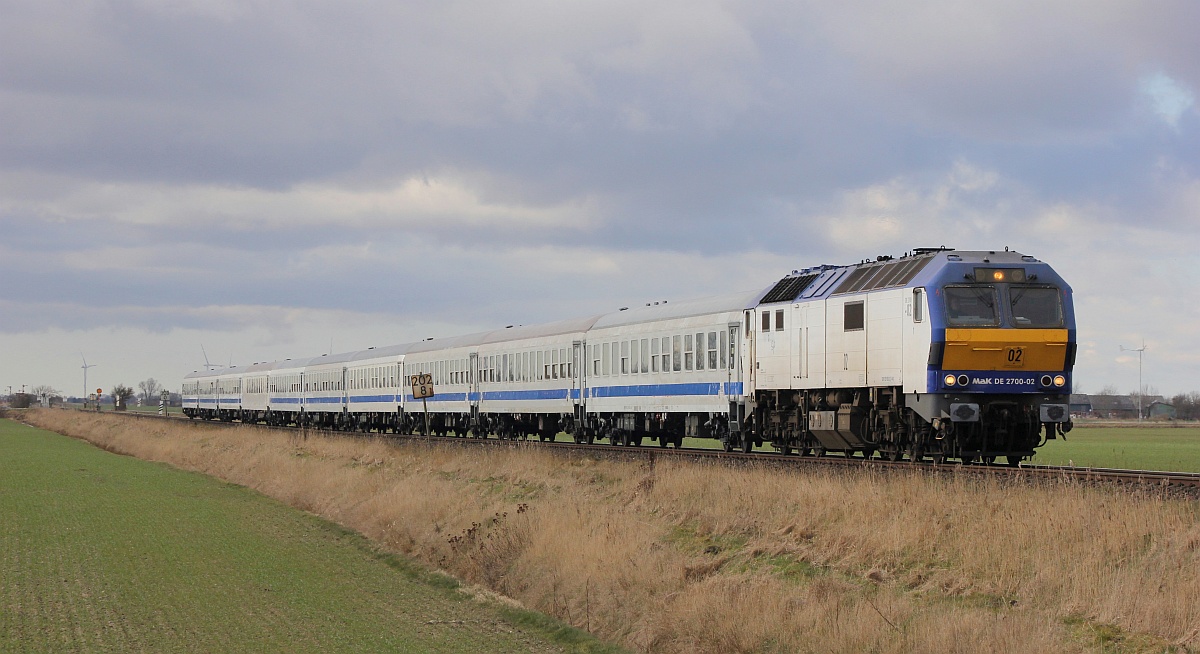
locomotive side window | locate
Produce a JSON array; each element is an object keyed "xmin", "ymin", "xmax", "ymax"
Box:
[
  {"xmin": 1010, "ymin": 286, "xmax": 1063, "ymax": 328},
  {"xmin": 844, "ymin": 301, "xmax": 865, "ymax": 331},
  {"xmin": 761, "ymin": 311, "xmax": 770, "ymax": 332},
  {"xmin": 944, "ymin": 286, "xmax": 1000, "ymax": 327},
  {"xmin": 775, "ymin": 310, "xmax": 784, "ymax": 331}
]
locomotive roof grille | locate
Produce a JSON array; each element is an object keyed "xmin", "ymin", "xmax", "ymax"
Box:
[
  {"xmin": 832, "ymin": 255, "xmax": 933, "ymax": 295},
  {"xmin": 760, "ymin": 273, "xmax": 820, "ymax": 304}
]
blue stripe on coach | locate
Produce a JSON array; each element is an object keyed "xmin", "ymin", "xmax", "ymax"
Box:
[{"xmin": 588, "ymin": 381, "xmax": 741, "ymax": 399}]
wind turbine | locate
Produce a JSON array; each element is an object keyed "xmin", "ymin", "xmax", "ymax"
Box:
[
  {"xmin": 81, "ymin": 353, "xmax": 97, "ymax": 401},
  {"xmin": 1120, "ymin": 340, "xmax": 1147, "ymax": 421}
]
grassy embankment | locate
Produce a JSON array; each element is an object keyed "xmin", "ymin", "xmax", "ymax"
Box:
[
  {"xmin": 20, "ymin": 409, "xmax": 1200, "ymax": 653},
  {"xmin": 1031, "ymin": 425, "xmax": 1200, "ymax": 472},
  {"xmin": 0, "ymin": 417, "xmax": 617, "ymax": 653}
]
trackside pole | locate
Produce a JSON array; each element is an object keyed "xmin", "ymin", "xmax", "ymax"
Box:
[{"xmin": 423, "ymin": 397, "xmax": 429, "ymax": 437}]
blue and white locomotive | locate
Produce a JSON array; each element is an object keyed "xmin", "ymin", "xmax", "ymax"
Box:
[{"xmin": 182, "ymin": 248, "xmax": 1074, "ymax": 464}]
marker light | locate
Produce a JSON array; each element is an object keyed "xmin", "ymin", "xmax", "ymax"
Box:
[
  {"xmin": 1040, "ymin": 375, "xmax": 1053, "ymax": 387},
  {"xmin": 944, "ymin": 374, "xmax": 957, "ymax": 387},
  {"xmin": 1053, "ymin": 375, "xmax": 1066, "ymax": 387},
  {"xmin": 957, "ymin": 374, "xmax": 970, "ymax": 387}
]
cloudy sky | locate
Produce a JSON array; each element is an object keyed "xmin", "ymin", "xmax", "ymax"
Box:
[{"xmin": 2, "ymin": 0, "xmax": 1197, "ymax": 400}]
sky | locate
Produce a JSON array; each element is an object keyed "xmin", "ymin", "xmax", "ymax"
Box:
[{"xmin": 2, "ymin": 0, "xmax": 1198, "ymax": 400}]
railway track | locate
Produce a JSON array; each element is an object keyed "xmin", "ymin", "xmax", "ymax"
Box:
[{"xmin": 106, "ymin": 410, "xmax": 1200, "ymax": 496}]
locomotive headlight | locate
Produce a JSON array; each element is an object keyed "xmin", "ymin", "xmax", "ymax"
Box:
[
  {"xmin": 944, "ymin": 374, "xmax": 957, "ymax": 387},
  {"xmin": 957, "ymin": 374, "xmax": 970, "ymax": 387},
  {"xmin": 1053, "ymin": 375, "xmax": 1066, "ymax": 387}
]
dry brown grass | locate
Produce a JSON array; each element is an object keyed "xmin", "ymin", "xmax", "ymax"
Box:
[{"xmin": 22, "ymin": 410, "xmax": 1200, "ymax": 653}]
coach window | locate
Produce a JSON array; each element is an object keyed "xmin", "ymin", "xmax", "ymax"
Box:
[
  {"xmin": 621, "ymin": 341, "xmax": 630, "ymax": 374},
  {"xmin": 640, "ymin": 338, "xmax": 649, "ymax": 373},
  {"xmin": 696, "ymin": 333, "xmax": 706, "ymax": 370},
  {"xmin": 630, "ymin": 339, "xmax": 640, "ymax": 374},
  {"xmin": 661, "ymin": 337, "xmax": 671, "ymax": 371},
  {"xmin": 549, "ymin": 349, "xmax": 557, "ymax": 379},
  {"xmin": 720, "ymin": 330, "xmax": 728, "ymax": 369},
  {"xmin": 685, "ymin": 334, "xmax": 694, "ymax": 371},
  {"xmin": 559, "ymin": 348, "xmax": 568, "ymax": 378},
  {"xmin": 844, "ymin": 301, "xmax": 865, "ymax": 331},
  {"xmin": 762, "ymin": 311, "xmax": 770, "ymax": 332},
  {"xmin": 776, "ymin": 310, "xmax": 784, "ymax": 331},
  {"xmin": 671, "ymin": 335, "xmax": 681, "ymax": 372},
  {"xmin": 651, "ymin": 338, "xmax": 660, "ymax": 372},
  {"xmin": 708, "ymin": 332, "xmax": 718, "ymax": 369}
]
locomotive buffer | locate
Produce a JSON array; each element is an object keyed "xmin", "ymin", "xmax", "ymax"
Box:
[{"xmin": 411, "ymin": 374, "xmax": 435, "ymax": 437}]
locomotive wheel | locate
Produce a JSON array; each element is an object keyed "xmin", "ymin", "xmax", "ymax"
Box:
[
  {"xmin": 780, "ymin": 442, "xmax": 792, "ymax": 456},
  {"xmin": 673, "ymin": 435, "xmax": 683, "ymax": 448},
  {"xmin": 741, "ymin": 435, "xmax": 753, "ymax": 453},
  {"xmin": 586, "ymin": 431, "xmax": 595, "ymax": 445},
  {"xmin": 722, "ymin": 437, "xmax": 734, "ymax": 452},
  {"xmin": 658, "ymin": 436, "xmax": 668, "ymax": 448},
  {"xmin": 1005, "ymin": 455, "xmax": 1022, "ymax": 467},
  {"xmin": 814, "ymin": 446, "xmax": 826, "ymax": 458}
]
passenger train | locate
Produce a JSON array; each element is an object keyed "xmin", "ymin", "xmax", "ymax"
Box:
[{"xmin": 182, "ymin": 248, "xmax": 1075, "ymax": 464}]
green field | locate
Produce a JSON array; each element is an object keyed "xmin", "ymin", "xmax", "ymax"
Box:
[
  {"xmin": 0, "ymin": 419, "xmax": 611, "ymax": 653},
  {"xmin": 1029, "ymin": 425, "xmax": 1200, "ymax": 472}
]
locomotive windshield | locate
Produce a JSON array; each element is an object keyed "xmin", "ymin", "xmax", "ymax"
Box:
[
  {"xmin": 1009, "ymin": 286, "xmax": 1063, "ymax": 327},
  {"xmin": 943, "ymin": 286, "xmax": 1000, "ymax": 326}
]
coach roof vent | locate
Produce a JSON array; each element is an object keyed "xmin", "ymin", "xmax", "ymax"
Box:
[{"xmin": 760, "ymin": 272, "xmax": 820, "ymax": 304}]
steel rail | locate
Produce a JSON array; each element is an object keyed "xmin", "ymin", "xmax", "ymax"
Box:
[{"xmin": 97, "ymin": 410, "xmax": 1200, "ymax": 494}]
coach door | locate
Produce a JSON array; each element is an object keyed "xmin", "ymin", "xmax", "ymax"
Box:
[
  {"xmin": 469, "ymin": 353, "xmax": 480, "ymax": 426},
  {"xmin": 571, "ymin": 341, "xmax": 585, "ymax": 423}
]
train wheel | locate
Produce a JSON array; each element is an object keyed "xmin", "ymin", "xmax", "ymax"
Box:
[
  {"xmin": 673, "ymin": 435, "xmax": 683, "ymax": 448},
  {"xmin": 740, "ymin": 435, "xmax": 753, "ymax": 454},
  {"xmin": 721, "ymin": 437, "xmax": 734, "ymax": 452},
  {"xmin": 1005, "ymin": 455, "xmax": 1022, "ymax": 467},
  {"xmin": 658, "ymin": 436, "xmax": 668, "ymax": 448},
  {"xmin": 780, "ymin": 442, "xmax": 792, "ymax": 456}
]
